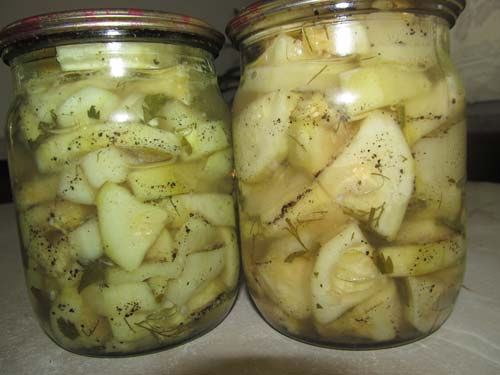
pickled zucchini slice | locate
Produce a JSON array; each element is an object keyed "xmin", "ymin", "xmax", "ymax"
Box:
[
  {"xmin": 412, "ymin": 121, "xmax": 466, "ymax": 222},
  {"xmin": 319, "ymin": 111, "xmax": 414, "ymax": 239},
  {"xmin": 81, "ymin": 281, "xmax": 159, "ymax": 317},
  {"xmin": 80, "ymin": 147, "xmax": 130, "ymax": 189},
  {"xmin": 16, "ymin": 174, "xmax": 60, "ymax": 210},
  {"xmin": 303, "ymin": 22, "xmax": 370, "ymax": 57},
  {"xmin": 68, "ymin": 218, "xmax": 104, "ymax": 262},
  {"xmin": 395, "ymin": 218, "xmax": 454, "ymax": 245},
  {"xmin": 50, "ymin": 288, "xmax": 110, "ymax": 349},
  {"xmin": 145, "ymin": 229, "xmax": 176, "ymax": 263},
  {"xmin": 58, "ymin": 165, "xmax": 96, "ymax": 205},
  {"xmin": 219, "ymin": 227, "xmax": 240, "ymax": 290},
  {"xmin": 378, "ymin": 235, "xmax": 465, "ymax": 277},
  {"xmin": 56, "ymin": 87, "xmax": 120, "ymax": 128},
  {"xmin": 159, "ymin": 99, "xmax": 207, "ymax": 132},
  {"xmin": 403, "ymin": 265, "xmax": 463, "ymax": 333},
  {"xmin": 127, "ymin": 161, "xmax": 204, "ymax": 201},
  {"xmin": 319, "ymin": 278, "xmax": 402, "ymax": 341},
  {"xmin": 255, "ymin": 236, "xmax": 314, "ymax": 320},
  {"xmin": 160, "ymin": 193, "xmax": 235, "ymax": 228},
  {"xmin": 175, "ymin": 216, "xmax": 222, "ymax": 255},
  {"xmin": 233, "ymin": 91, "xmax": 301, "ymax": 183},
  {"xmin": 404, "ymin": 77, "xmax": 465, "ymax": 145},
  {"xmin": 106, "ymin": 262, "xmax": 183, "ymax": 285},
  {"xmin": 186, "ymin": 278, "xmax": 227, "ymax": 314},
  {"xmin": 311, "ymin": 223, "xmax": 383, "ymax": 324},
  {"xmin": 287, "ymin": 93, "xmax": 340, "ymax": 175},
  {"xmin": 35, "ymin": 122, "xmax": 180, "ymax": 173},
  {"xmin": 253, "ymin": 34, "xmax": 308, "ymax": 66},
  {"xmin": 335, "ymin": 64, "xmax": 431, "ymax": 118},
  {"xmin": 56, "ymin": 43, "xmax": 182, "ymax": 71},
  {"xmin": 96, "ymin": 183, "xmax": 168, "ymax": 271},
  {"xmin": 166, "ymin": 248, "xmax": 225, "ymax": 306},
  {"xmin": 181, "ymin": 120, "xmax": 229, "ymax": 161}
]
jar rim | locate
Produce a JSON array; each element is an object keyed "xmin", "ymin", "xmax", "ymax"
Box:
[
  {"xmin": 226, "ymin": 0, "xmax": 466, "ymax": 49},
  {"xmin": 0, "ymin": 8, "xmax": 226, "ymax": 64}
]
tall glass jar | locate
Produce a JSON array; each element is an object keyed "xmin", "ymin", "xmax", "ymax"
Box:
[
  {"xmin": 0, "ymin": 9, "xmax": 239, "ymax": 356},
  {"xmin": 227, "ymin": 0, "xmax": 466, "ymax": 349}
]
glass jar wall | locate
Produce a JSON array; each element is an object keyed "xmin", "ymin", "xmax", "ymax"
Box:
[
  {"xmin": 227, "ymin": 0, "xmax": 466, "ymax": 349},
  {"xmin": 0, "ymin": 10, "xmax": 239, "ymax": 356}
]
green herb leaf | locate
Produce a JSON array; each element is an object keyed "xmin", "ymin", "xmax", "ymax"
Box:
[
  {"xmin": 87, "ymin": 105, "xmax": 101, "ymax": 120},
  {"xmin": 78, "ymin": 261, "xmax": 107, "ymax": 292},
  {"xmin": 143, "ymin": 94, "xmax": 168, "ymax": 123},
  {"xmin": 57, "ymin": 317, "xmax": 80, "ymax": 340}
]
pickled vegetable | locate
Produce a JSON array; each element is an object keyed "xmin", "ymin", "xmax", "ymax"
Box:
[
  {"xmin": 11, "ymin": 42, "xmax": 238, "ymax": 355},
  {"xmin": 234, "ymin": 12, "xmax": 466, "ymax": 348}
]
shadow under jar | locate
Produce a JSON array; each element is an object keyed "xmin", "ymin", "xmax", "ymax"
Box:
[
  {"xmin": 0, "ymin": 9, "xmax": 239, "ymax": 356},
  {"xmin": 227, "ymin": 0, "xmax": 467, "ymax": 349}
]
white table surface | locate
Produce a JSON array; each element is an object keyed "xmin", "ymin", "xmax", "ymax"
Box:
[{"xmin": 0, "ymin": 182, "xmax": 499, "ymax": 375}]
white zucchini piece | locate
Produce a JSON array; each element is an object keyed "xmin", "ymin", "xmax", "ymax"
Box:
[
  {"xmin": 110, "ymin": 93, "xmax": 145, "ymax": 123},
  {"xmin": 404, "ymin": 264, "xmax": 463, "ymax": 333},
  {"xmin": 176, "ymin": 216, "xmax": 222, "ymax": 255},
  {"xmin": 56, "ymin": 43, "xmax": 184, "ymax": 71},
  {"xmin": 311, "ymin": 223, "xmax": 383, "ymax": 324},
  {"xmin": 147, "ymin": 276, "xmax": 170, "ymax": 300},
  {"xmin": 68, "ymin": 218, "xmax": 104, "ymax": 262},
  {"xmin": 412, "ymin": 121, "xmax": 466, "ymax": 222},
  {"xmin": 122, "ymin": 65, "xmax": 193, "ymax": 105},
  {"xmin": 166, "ymin": 248, "xmax": 225, "ymax": 306},
  {"xmin": 127, "ymin": 161, "xmax": 204, "ymax": 201},
  {"xmin": 186, "ymin": 279, "xmax": 227, "ymax": 314},
  {"xmin": 335, "ymin": 64, "xmax": 431, "ymax": 118},
  {"xmin": 181, "ymin": 121, "xmax": 229, "ymax": 161},
  {"xmin": 378, "ymin": 235, "xmax": 465, "ymax": 277},
  {"xmin": 58, "ymin": 165, "xmax": 96, "ymax": 205},
  {"xmin": 96, "ymin": 183, "xmax": 168, "ymax": 271},
  {"xmin": 81, "ymin": 281, "xmax": 158, "ymax": 317},
  {"xmin": 303, "ymin": 22, "xmax": 370, "ymax": 57},
  {"xmin": 253, "ymin": 34, "xmax": 309, "ymax": 66},
  {"xmin": 233, "ymin": 91, "xmax": 301, "ymax": 183},
  {"xmin": 106, "ymin": 261, "xmax": 183, "ymax": 285},
  {"xmin": 35, "ymin": 122, "xmax": 181, "ymax": 173},
  {"xmin": 80, "ymin": 147, "xmax": 130, "ymax": 189},
  {"xmin": 319, "ymin": 111, "xmax": 414, "ymax": 239},
  {"xmin": 16, "ymin": 174, "xmax": 59, "ymax": 209},
  {"xmin": 255, "ymin": 236, "xmax": 314, "ymax": 320},
  {"xmin": 50, "ymin": 288, "xmax": 110, "ymax": 349},
  {"xmin": 19, "ymin": 104, "xmax": 42, "ymax": 143},
  {"xmin": 145, "ymin": 229, "xmax": 176, "ymax": 263},
  {"xmin": 320, "ymin": 278, "xmax": 402, "ymax": 341},
  {"xmin": 287, "ymin": 93, "xmax": 339, "ymax": 175},
  {"xmin": 404, "ymin": 77, "xmax": 466, "ymax": 145},
  {"xmin": 56, "ymin": 87, "xmax": 120, "ymax": 128},
  {"xmin": 108, "ymin": 312, "xmax": 155, "ymax": 343},
  {"xmin": 395, "ymin": 218, "xmax": 454, "ymax": 245},
  {"xmin": 240, "ymin": 61, "xmax": 354, "ymax": 94},
  {"xmin": 160, "ymin": 193, "xmax": 235, "ymax": 228},
  {"xmin": 218, "ymin": 227, "xmax": 240, "ymax": 290},
  {"xmin": 239, "ymin": 166, "xmax": 311, "ymax": 219},
  {"xmin": 202, "ymin": 148, "xmax": 234, "ymax": 193},
  {"xmin": 159, "ymin": 100, "xmax": 207, "ymax": 132}
]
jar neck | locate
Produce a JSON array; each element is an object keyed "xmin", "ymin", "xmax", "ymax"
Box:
[
  {"xmin": 10, "ymin": 41, "xmax": 216, "ymax": 92},
  {"xmin": 238, "ymin": 12, "xmax": 451, "ymax": 68}
]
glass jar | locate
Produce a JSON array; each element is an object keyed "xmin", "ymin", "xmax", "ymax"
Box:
[
  {"xmin": 0, "ymin": 9, "xmax": 239, "ymax": 356},
  {"xmin": 227, "ymin": 0, "xmax": 466, "ymax": 349}
]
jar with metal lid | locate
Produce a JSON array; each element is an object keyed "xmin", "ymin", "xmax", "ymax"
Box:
[
  {"xmin": 227, "ymin": 0, "xmax": 466, "ymax": 349},
  {"xmin": 0, "ymin": 9, "xmax": 239, "ymax": 356}
]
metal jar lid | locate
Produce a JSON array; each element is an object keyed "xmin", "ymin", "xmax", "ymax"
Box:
[
  {"xmin": 227, "ymin": 0, "xmax": 466, "ymax": 49},
  {"xmin": 0, "ymin": 8, "xmax": 225, "ymax": 64}
]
